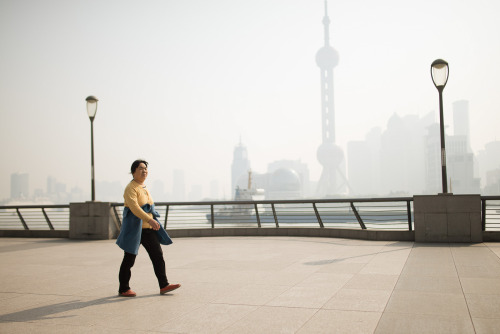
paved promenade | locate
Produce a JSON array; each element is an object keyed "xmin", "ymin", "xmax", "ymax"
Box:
[{"xmin": 0, "ymin": 236, "xmax": 500, "ymax": 333}]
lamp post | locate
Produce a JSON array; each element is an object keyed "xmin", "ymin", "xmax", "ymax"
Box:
[
  {"xmin": 431, "ymin": 59, "xmax": 449, "ymax": 193},
  {"xmin": 86, "ymin": 96, "xmax": 98, "ymax": 201}
]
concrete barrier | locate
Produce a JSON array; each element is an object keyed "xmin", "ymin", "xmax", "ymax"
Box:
[
  {"xmin": 414, "ymin": 194, "xmax": 482, "ymax": 242},
  {"xmin": 69, "ymin": 202, "xmax": 119, "ymax": 240}
]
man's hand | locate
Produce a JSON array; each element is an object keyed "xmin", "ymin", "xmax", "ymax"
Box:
[{"xmin": 148, "ymin": 219, "xmax": 160, "ymax": 231}]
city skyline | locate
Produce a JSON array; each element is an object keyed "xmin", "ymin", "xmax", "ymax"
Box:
[
  {"xmin": 6, "ymin": 103, "xmax": 499, "ymax": 203},
  {"xmin": 1, "ymin": 0, "xmax": 500, "ymax": 201}
]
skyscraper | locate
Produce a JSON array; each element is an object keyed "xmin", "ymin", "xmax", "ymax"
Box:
[
  {"xmin": 231, "ymin": 140, "xmax": 250, "ymax": 199},
  {"xmin": 11, "ymin": 173, "xmax": 29, "ymax": 199},
  {"xmin": 477, "ymin": 140, "xmax": 500, "ymax": 190},
  {"xmin": 453, "ymin": 100, "xmax": 471, "ymax": 152},
  {"xmin": 315, "ymin": 0, "xmax": 345, "ymax": 196}
]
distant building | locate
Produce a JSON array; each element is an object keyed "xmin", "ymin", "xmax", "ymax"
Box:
[
  {"xmin": 347, "ymin": 113, "xmax": 433, "ymax": 197},
  {"xmin": 477, "ymin": 140, "xmax": 500, "ymax": 190},
  {"xmin": 347, "ymin": 127, "xmax": 381, "ymax": 196},
  {"xmin": 425, "ymin": 100, "xmax": 480, "ymax": 194},
  {"xmin": 424, "ymin": 124, "xmax": 441, "ymax": 194},
  {"xmin": 267, "ymin": 160, "xmax": 310, "ymax": 199},
  {"xmin": 266, "ymin": 168, "xmax": 302, "ymax": 200},
  {"xmin": 484, "ymin": 168, "xmax": 500, "ymax": 194},
  {"xmin": 10, "ymin": 173, "xmax": 29, "ymax": 199},
  {"xmin": 172, "ymin": 169, "xmax": 186, "ymax": 201},
  {"xmin": 380, "ymin": 113, "xmax": 433, "ymax": 195},
  {"xmin": 47, "ymin": 176, "xmax": 57, "ymax": 195},
  {"xmin": 453, "ymin": 100, "xmax": 471, "ymax": 151},
  {"xmin": 347, "ymin": 101, "xmax": 487, "ymax": 196},
  {"xmin": 447, "ymin": 100, "xmax": 480, "ymax": 193},
  {"xmin": 447, "ymin": 135, "xmax": 480, "ymax": 193},
  {"xmin": 231, "ymin": 140, "xmax": 251, "ymax": 198}
]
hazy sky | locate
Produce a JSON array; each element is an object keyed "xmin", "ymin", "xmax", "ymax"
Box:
[{"xmin": 1, "ymin": 0, "xmax": 499, "ymax": 201}]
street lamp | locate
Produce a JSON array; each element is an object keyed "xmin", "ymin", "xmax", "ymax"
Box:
[
  {"xmin": 431, "ymin": 59, "xmax": 449, "ymax": 193},
  {"xmin": 86, "ymin": 95, "xmax": 98, "ymax": 201}
]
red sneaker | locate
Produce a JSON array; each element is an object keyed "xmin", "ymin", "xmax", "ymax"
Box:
[
  {"xmin": 160, "ymin": 284, "xmax": 181, "ymax": 294},
  {"xmin": 119, "ymin": 289, "xmax": 136, "ymax": 297}
]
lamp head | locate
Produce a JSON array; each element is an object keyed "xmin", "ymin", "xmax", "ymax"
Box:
[
  {"xmin": 431, "ymin": 59, "xmax": 449, "ymax": 91},
  {"xmin": 86, "ymin": 95, "xmax": 98, "ymax": 120}
]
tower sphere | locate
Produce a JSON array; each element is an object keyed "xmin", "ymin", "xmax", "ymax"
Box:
[
  {"xmin": 317, "ymin": 142, "xmax": 344, "ymax": 168},
  {"xmin": 315, "ymin": 45, "xmax": 339, "ymax": 68}
]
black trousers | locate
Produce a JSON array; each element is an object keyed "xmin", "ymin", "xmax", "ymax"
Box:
[{"xmin": 118, "ymin": 229, "xmax": 169, "ymax": 293}]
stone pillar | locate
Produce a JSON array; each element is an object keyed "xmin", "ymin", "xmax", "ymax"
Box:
[
  {"xmin": 69, "ymin": 202, "xmax": 120, "ymax": 240},
  {"xmin": 414, "ymin": 194, "xmax": 482, "ymax": 243}
]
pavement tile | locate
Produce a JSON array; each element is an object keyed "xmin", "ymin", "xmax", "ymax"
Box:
[
  {"xmin": 93, "ymin": 301, "xmax": 203, "ymax": 331},
  {"xmin": 220, "ymin": 306, "xmax": 317, "ymax": 334},
  {"xmin": 400, "ymin": 262, "xmax": 458, "ymax": 278},
  {"xmin": 266, "ymin": 284, "xmax": 341, "ymax": 309},
  {"xmin": 212, "ymin": 284, "xmax": 290, "ymax": 306},
  {"xmin": 472, "ymin": 317, "xmax": 500, "ymax": 334},
  {"xmin": 484, "ymin": 243, "xmax": 500, "ymax": 259},
  {"xmin": 255, "ymin": 270, "xmax": 315, "ymax": 286},
  {"xmin": 152, "ymin": 303, "xmax": 258, "ymax": 333},
  {"xmin": 323, "ymin": 288, "xmax": 392, "ymax": 312},
  {"xmin": 395, "ymin": 275, "xmax": 463, "ymax": 294},
  {"xmin": 359, "ymin": 259, "xmax": 407, "ymax": 275},
  {"xmin": 384, "ymin": 290, "xmax": 469, "ymax": 317},
  {"xmin": 316, "ymin": 262, "xmax": 366, "ymax": 274},
  {"xmin": 460, "ymin": 277, "xmax": 500, "ymax": 294},
  {"xmin": 375, "ymin": 312, "xmax": 475, "ymax": 334},
  {"xmin": 297, "ymin": 309, "xmax": 382, "ymax": 334},
  {"xmin": 465, "ymin": 293, "xmax": 500, "ymax": 319},
  {"xmin": 455, "ymin": 264, "xmax": 500, "ymax": 278},
  {"xmin": 295, "ymin": 272, "xmax": 353, "ymax": 289},
  {"xmin": 343, "ymin": 273, "xmax": 399, "ymax": 291}
]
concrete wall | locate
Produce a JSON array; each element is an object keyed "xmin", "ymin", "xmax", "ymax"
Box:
[
  {"xmin": 167, "ymin": 227, "xmax": 415, "ymax": 241},
  {"xmin": 69, "ymin": 202, "xmax": 119, "ymax": 240},
  {"xmin": 0, "ymin": 230, "xmax": 69, "ymax": 238},
  {"xmin": 414, "ymin": 194, "xmax": 482, "ymax": 242}
]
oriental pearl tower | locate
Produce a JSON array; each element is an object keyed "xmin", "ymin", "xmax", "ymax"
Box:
[{"xmin": 316, "ymin": 0, "xmax": 345, "ymax": 196}]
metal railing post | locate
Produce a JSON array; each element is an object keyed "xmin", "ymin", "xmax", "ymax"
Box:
[
  {"xmin": 254, "ymin": 203, "xmax": 261, "ymax": 228},
  {"xmin": 312, "ymin": 203, "xmax": 324, "ymax": 228},
  {"xmin": 271, "ymin": 203, "xmax": 279, "ymax": 228},
  {"xmin": 41, "ymin": 208, "xmax": 55, "ymax": 230},
  {"xmin": 16, "ymin": 208, "xmax": 29, "ymax": 230},
  {"xmin": 481, "ymin": 199, "xmax": 486, "ymax": 231},
  {"xmin": 407, "ymin": 200, "xmax": 412, "ymax": 231},
  {"xmin": 350, "ymin": 202, "xmax": 366, "ymax": 230},
  {"xmin": 165, "ymin": 205, "xmax": 170, "ymax": 229},
  {"xmin": 210, "ymin": 204, "xmax": 215, "ymax": 228}
]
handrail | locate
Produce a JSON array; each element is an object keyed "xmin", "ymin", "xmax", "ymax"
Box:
[
  {"xmin": 481, "ymin": 196, "xmax": 500, "ymax": 231},
  {"xmin": 1, "ymin": 204, "xmax": 70, "ymax": 209},
  {"xmin": 1, "ymin": 196, "xmax": 499, "ymax": 232},
  {"xmin": 1, "ymin": 204, "xmax": 70, "ymax": 231},
  {"xmin": 111, "ymin": 197, "xmax": 414, "ymax": 231}
]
